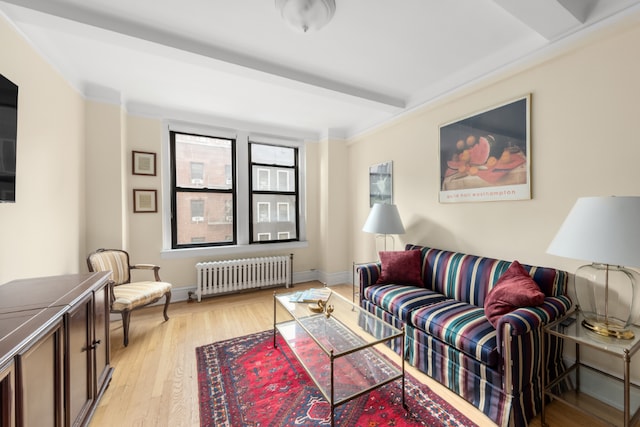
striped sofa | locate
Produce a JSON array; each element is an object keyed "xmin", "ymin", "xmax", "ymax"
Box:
[{"xmin": 357, "ymin": 244, "xmax": 572, "ymax": 427}]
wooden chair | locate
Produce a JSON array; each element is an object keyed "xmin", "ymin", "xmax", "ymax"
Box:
[{"xmin": 87, "ymin": 249, "xmax": 172, "ymax": 347}]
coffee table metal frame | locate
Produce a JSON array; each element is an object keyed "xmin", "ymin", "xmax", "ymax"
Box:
[{"xmin": 273, "ymin": 289, "xmax": 406, "ymax": 427}]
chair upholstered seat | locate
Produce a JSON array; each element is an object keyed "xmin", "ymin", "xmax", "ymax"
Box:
[
  {"xmin": 87, "ymin": 248, "xmax": 172, "ymax": 347},
  {"xmin": 112, "ymin": 281, "xmax": 173, "ymax": 312}
]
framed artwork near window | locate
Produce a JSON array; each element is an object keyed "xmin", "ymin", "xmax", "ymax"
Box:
[
  {"xmin": 439, "ymin": 94, "xmax": 531, "ymax": 203},
  {"xmin": 132, "ymin": 150, "xmax": 156, "ymax": 176},
  {"xmin": 369, "ymin": 161, "xmax": 393, "ymax": 206},
  {"xmin": 133, "ymin": 189, "xmax": 157, "ymax": 213}
]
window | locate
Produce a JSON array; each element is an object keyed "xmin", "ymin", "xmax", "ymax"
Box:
[
  {"xmin": 190, "ymin": 199, "xmax": 205, "ymax": 222},
  {"xmin": 190, "ymin": 162, "xmax": 204, "ymax": 185},
  {"xmin": 170, "ymin": 131, "xmax": 235, "ymax": 248},
  {"xmin": 277, "ymin": 170, "xmax": 289, "ymax": 191},
  {"xmin": 277, "ymin": 202, "xmax": 290, "ymax": 222},
  {"xmin": 167, "ymin": 126, "xmax": 304, "ymax": 253},
  {"xmin": 257, "ymin": 202, "xmax": 270, "ymax": 223},
  {"xmin": 257, "ymin": 168, "xmax": 270, "ymax": 190},
  {"xmin": 249, "ymin": 143, "xmax": 298, "ymax": 243}
]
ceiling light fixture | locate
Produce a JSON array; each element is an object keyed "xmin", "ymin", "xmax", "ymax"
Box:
[{"xmin": 275, "ymin": 0, "xmax": 336, "ymax": 33}]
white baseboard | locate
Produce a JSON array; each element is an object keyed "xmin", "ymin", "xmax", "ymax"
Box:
[
  {"xmin": 317, "ymin": 270, "xmax": 351, "ymax": 286},
  {"xmin": 108, "ymin": 268, "xmax": 351, "ymax": 321}
]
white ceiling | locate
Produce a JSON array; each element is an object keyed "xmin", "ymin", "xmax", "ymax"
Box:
[{"xmin": 1, "ymin": 0, "xmax": 640, "ymax": 140}]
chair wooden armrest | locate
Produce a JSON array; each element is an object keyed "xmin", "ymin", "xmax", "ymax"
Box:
[
  {"xmin": 131, "ymin": 264, "xmax": 161, "ymax": 281},
  {"xmin": 108, "ymin": 280, "xmax": 116, "ymax": 305}
]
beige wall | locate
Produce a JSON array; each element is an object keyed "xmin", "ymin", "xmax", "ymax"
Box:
[
  {"xmin": 0, "ymin": 15, "xmax": 86, "ymax": 283},
  {"xmin": 0, "ymin": 4, "xmax": 326, "ymax": 285},
  {"xmin": 351, "ymin": 19, "xmax": 640, "ymax": 270},
  {"xmin": 348, "ymin": 21, "xmax": 640, "ymax": 379},
  {"xmin": 318, "ymin": 139, "xmax": 350, "ymax": 278},
  {"xmin": 85, "ymin": 114, "xmax": 325, "ymax": 288},
  {"xmin": 86, "ymin": 100, "xmax": 127, "ymax": 253}
]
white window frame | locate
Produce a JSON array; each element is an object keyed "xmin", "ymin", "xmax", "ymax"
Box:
[{"xmin": 160, "ymin": 121, "xmax": 308, "ymax": 259}]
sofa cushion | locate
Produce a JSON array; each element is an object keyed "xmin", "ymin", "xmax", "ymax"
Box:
[
  {"xmin": 410, "ymin": 299, "xmax": 498, "ymax": 367},
  {"xmin": 376, "ymin": 250, "xmax": 424, "ymax": 287},
  {"xmin": 484, "ymin": 260, "xmax": 545, "ymax": 327},
  {"xmin": 364, "ymin": 284, "xmax": 447, "ymax": 322}
]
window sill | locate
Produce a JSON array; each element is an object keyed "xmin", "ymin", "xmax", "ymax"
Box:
[{"xmin": 160, "ymin": 240, "xmax": 308, "ymax": 259}]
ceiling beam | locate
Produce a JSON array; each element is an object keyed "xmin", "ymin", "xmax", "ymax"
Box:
[
  {"xmin": 1, "ymin": 0, "xmax": 405, "ymax": 110},
  {"xmin": 492, "ymin": 0, "xmax": 593, "ymax": 40}
]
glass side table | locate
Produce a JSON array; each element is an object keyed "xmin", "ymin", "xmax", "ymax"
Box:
[{"xmin": 542, "ymin": 308, "xmax": 640, "ymax": 427}]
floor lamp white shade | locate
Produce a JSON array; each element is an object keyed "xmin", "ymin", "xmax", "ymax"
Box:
[
  {"xmin": 547, "ymin": 196, "xmax": 640, "ymax": 339},
  {"xmin": 363, "ymin": 203, "xmax": 405, "ymax": 252}
]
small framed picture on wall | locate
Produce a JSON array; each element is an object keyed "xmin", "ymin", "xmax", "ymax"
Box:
[
  {"xmin": 369, "ymin": 161, "xmax": 393, "ymax": 206},
  {"xmin": 132, "ymin": 151, "xmax": 156, "ymax": 176},
  {"xmin": 133, "ymin": 189, "xmax": 157, "ymax": 213}
]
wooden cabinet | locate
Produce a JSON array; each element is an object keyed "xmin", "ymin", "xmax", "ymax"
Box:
[
  {"xmin": 66, "ymin": 295, "xmax": 92, "ymax": 426},
  {"xmin": 0, "ymin": 361, "xmax": 15, "ymax": 427},
  {"xmin": 16, "ymin": 316, "xmax": 64, "ymax": 427},
  {"xmin": 0, "ymin": 273, "xmax": 113, "ymax": 427},
  {"xmin": 92, "ymin": 284, "xmax": 110, "ymax": 404},
  {"xmin": 65, "ymin": 280, "xmax": 111, "ymax": 427}
]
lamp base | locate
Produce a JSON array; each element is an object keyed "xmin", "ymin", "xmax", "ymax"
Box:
[{"xmin": 581, "ymin": 318, "xmax": 635, "ymax": 340}]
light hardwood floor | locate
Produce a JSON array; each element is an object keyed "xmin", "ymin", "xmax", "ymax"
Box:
[{"xmin": 90, "ymin": 282, "xmax": 603, "ymax": 427}]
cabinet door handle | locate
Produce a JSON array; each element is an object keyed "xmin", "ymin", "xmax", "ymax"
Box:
[{"xmin": 85, "ymin": 340, "xmax": 102, "ymax": 351}]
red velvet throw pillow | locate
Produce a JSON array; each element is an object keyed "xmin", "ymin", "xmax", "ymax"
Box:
[
  {"xmin": 376, "ymin": 250, "xmax": 424, "ymax": 287},
  {"xmin": 484, "ymin": 260, "xmax": 545, "ymax": 327}
]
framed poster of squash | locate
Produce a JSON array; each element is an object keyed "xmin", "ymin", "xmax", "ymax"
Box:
[{"xmin": 439, "ymin": 95, "xmax": 531, "ymax": 203}]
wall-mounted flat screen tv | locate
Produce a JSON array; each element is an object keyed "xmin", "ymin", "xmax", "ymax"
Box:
[{"xmin": 0, "ymin": 74, "xmax": 18, "ymax": 203}]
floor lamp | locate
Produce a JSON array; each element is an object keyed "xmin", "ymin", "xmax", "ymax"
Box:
[
  {"xmin": 362, "ymin": 203, "xmax": 405, "ymax": 253},
  {"xmin": 547, "ymin": 196, "xmax": 640, "ymax": 339}
]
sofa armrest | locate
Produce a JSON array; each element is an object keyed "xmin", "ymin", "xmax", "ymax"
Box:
[
  {"xmin": 498, "ymin": 295, "xmax": 572, "ymax": 395},
  {"xmin": 356, "ymin": 262, "xmax": 381, "ymax": 301},
  {"xmin": 496, "ymin": 295, "xmax": 573, "ymax": 337}
]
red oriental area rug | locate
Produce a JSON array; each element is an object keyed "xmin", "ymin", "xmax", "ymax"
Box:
[{"xmin": 196, "ymin": 330, "xmax": 477, "ymax": 427}]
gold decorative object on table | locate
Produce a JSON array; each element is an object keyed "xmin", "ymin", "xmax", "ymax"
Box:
[
  {"xmin": 308, "ymin": 301, "xmax": 324, "ymax": 313},
  {"xmin": 324, "ymin": 304, "xmax": 334, "ymax": 318}
]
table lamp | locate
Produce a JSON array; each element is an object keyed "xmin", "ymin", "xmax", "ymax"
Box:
[
  {"xmin": 362, "ymin": 203, "xmax": 405, "ymax": 252},
  {"xmin": 547, "ymin": 196, "xmax": 640, "ymax": 339}
]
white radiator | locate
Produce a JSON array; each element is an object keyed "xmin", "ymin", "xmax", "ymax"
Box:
[{"xmin": 193, "ymin": 254, "xmax": 292, "ymax": 301}]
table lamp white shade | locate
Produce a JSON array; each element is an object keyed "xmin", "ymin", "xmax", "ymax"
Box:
[
  {"xmin": 363, "ymin": 203, "xmax": 405, "ymax": 253},
  {"xmin": 547, "ymin": 196, "xmax": 640, "ymax": 267},
  {"xmin": 547, "ymin": 196, "xmax": 640, "ymax": 339},
  {"xmin": 362, "ymin": 203, "xmax": 405, "ymax": 235}
]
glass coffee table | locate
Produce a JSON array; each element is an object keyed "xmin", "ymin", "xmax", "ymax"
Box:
[{"xmin": 273, "ymin": 288, "xmax": 406, "ymax": 427}]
